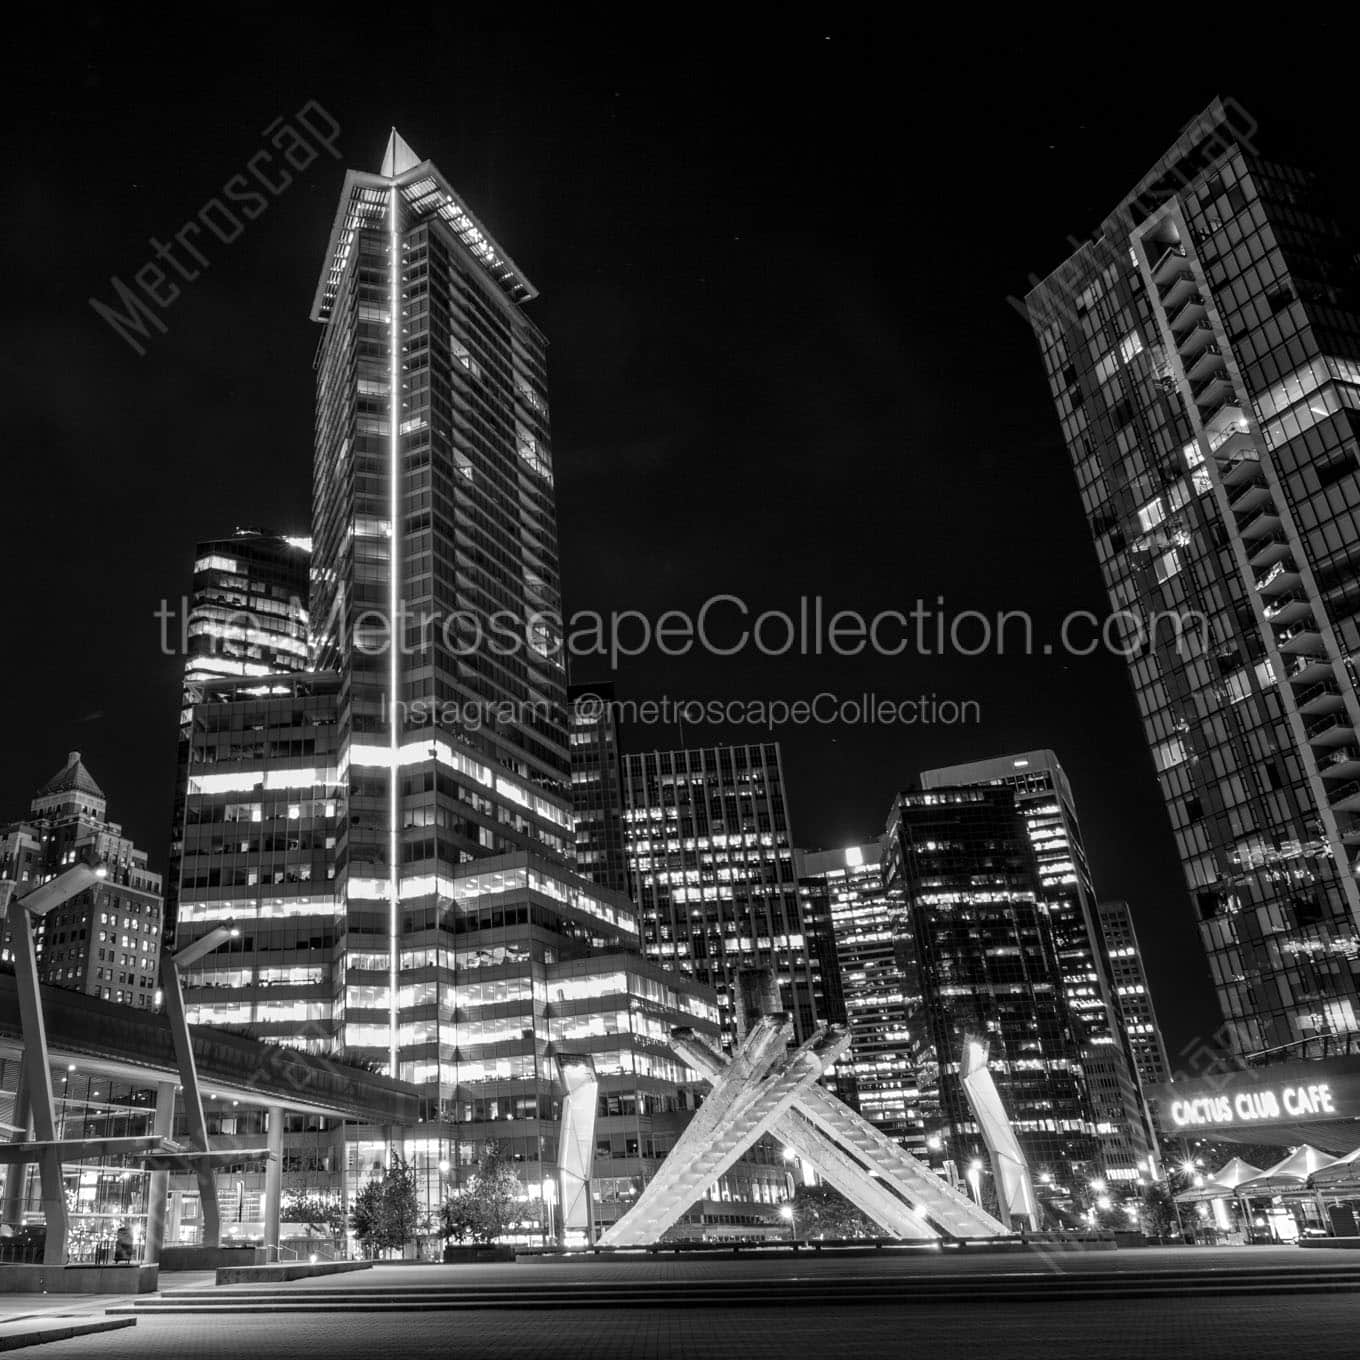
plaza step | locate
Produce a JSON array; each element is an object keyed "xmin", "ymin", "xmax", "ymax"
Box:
[{"xmin": 107, "ymin": 1261, "xmax": 1360, "ymax": 1313}]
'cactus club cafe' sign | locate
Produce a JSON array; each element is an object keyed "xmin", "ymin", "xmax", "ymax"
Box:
[{"xmin": 1150, "ymin": 1059, "xmax": 1360, "ymax": 1135}]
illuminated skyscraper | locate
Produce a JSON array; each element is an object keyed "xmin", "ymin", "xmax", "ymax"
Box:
[
  {"xmin": 885, "ymin": 786, "xmax": 1102, "ymax": 1193},
  {"xmin": 567, "ymin": 682, "xmax": 630, "ymax": 896},
  {"xmin": 172, "ymin": 133, "xmax": 772, "ymax": 1235},
  {"xmin": 920, "ymin": 751, "xmax": 1156, "ymax": 1179},
  {"xmin": 1, "ymin": 753, "xmax": 163, "ymax": 1009},
  {"xmin": 168, "ymin": 529, "xmax": 311, "ymax": 933},
  {"xmin": 622, "ymin": 743, "xmax": 832, "ymax": 1046},
  {"xmin": 1097, "ymin": 899, "xmax": 1172, "ymax": 1086},
  {"xmin": 1027, "ymin": 99, "xmax": 1360, "ymax": 1055},
  {"xmin": 797, "ymin": 843, "xmax": 923, "ymax": 1153}
]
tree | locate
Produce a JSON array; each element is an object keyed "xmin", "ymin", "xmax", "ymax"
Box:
[
  {"xmin": 439, "ymin": 1142, "xmax": 524, "ymax": 1244},
  {"xmin": 1139, "ymin": 1182, "xmax": 1181, "ymax": 1243},
  {"xmin": 281, "ymin": 1191, "xmax": 346, "ymax": 1240},
  {"xmin": 351, "ymin": 1156, "xmax": 421, "ymax": 1258},
  {"xmin": 791, "ymin": 1185, "xmax": 880, "ymax": 1240}
]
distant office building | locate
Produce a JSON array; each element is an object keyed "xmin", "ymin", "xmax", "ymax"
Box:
[
  {"xmin": 0, "ymin": 752, "xmax": 163, "ymax": 1009},
  {"xmin": 921, "ymin": 751, "xmax": 1155, "ymax": 1179},
  {"xmin": 168, "ymin": 529, "xmax": 311, "ymax": 934},
  {"xmin": 885, "ymin": 786, "xmax": 1102, "ymax": 1192},
  {"xmin": 797, "ymin": 843, "xmax": 923, "ymax": 1153},
  {"xmin": 1027, "ymin": 98, "xmax": 1360, "ymax": 1055},
  {"xmin": 1098, "ymin": 899, "xmax": 1172, "ymax": 1086},
  {"xmin": 567, "ymin": 682, "xmax": 630, "ymax": 896},
  {"xmin": 622, "ymin": 743, "xmax": 831, "ymax": 1046}
]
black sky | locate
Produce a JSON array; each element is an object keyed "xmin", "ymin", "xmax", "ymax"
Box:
[{"xmin": 6, "ymin": 12, "xmax": 1360, "ymax": 1061}]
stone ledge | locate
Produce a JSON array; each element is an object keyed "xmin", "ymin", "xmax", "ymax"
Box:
[
  {"xmin": 0, "ymin": 1264, "xmax": 157, "ymax": 1294},
  {"xmin": 0, "ymin": 1317, "xmax": 136, "ymax": 1351},
  {"xmin": 215, "ymin": 1260, "xmax": 372, "ymax": 1285}
]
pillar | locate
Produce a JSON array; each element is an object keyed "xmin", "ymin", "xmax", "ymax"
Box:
[
  {"xmin": 263, "ymin": 1105, "xmax": 283, "ymax": 1262},
  {"xmin": 142, "ymin": 1082, "xmax": 176, "ymax": 1264},
  {"xmin": 2, "ymin": 1063, "xmax": 32, "ymax": 1227}
]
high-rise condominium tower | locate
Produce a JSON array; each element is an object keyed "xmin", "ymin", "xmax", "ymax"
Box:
[
  {"xmin": 920, "ymin": 751, "xmax": 1156, "ymax": 1179},
  {"xmin": 1027, "ymin": 99, "xmax": 1360, "ymax": 1055}
]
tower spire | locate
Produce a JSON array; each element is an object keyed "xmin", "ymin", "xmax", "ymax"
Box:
[{"xmin": 380, "ymin": 128, "xmax": 421, "ymax": 178}]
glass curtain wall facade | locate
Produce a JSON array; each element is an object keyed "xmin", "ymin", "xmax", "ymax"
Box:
[
  {"xmin": 1027, "ymin": 98, "xmax": 1360, "ymax": 1057},
  {"xmin": 567, "ymin": 681, "xmax": 630, "ymax": 895},
  {"xmin": 169, "ymin": 530, "xmax": 311, "ymax": 935},
  {"xmin": 920, "ymin": 751, "xmax": 1155, "ymax": 1179},
  {"xmin": 797, "ymin": 843, "xmax": 924, "ymax": 1154},
  {"xmin": 622, "ymin": 743, "xmax": 829, "ymax": 1046},
  {"xmin": 885, "ymin": 787, "xmax": 1102, "ymax": 1195},
  {"xmin": 1097, "ymin": 899, "xmax": 1172, "ymax": 1086}
]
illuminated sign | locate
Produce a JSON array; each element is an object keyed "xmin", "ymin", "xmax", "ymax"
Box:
[
  {"xmin": 1168, "ymin": 1084, "xmax": 1335, "ymax": 1129},
  {"xmin": 1150, "ymin": 1059, "xmax": 1360, "ymax": 1134}
]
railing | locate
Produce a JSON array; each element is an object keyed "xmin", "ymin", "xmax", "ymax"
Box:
[{"xmin": 1246, "ymin": 1030, "xmax": 1360, "ymax": 1066}]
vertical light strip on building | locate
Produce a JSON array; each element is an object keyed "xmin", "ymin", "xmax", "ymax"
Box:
[{"xmin": 387, "ymin": 178, "xmax": 401, "ymax": 1080}]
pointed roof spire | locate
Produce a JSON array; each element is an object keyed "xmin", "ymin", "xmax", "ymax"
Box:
[
  {"xmin": 35, "ymin": 751, "xmax": 106, "ymax": 802},
  {"xmin": 381, "ymin": 128, "xmax": 422, "ymax": 178}
]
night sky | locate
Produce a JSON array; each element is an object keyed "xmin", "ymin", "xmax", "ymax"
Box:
[{"xmin": 7, "ymin": 15, "xmax": 1358, "ymax": 1060}]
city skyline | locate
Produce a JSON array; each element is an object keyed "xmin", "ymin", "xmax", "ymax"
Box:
[{"xmin": 10, "ymin": 31, "xmax": 1360, "ymax": 1068}]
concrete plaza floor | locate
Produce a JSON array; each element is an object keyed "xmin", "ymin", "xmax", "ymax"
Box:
[{"xmin": 9, "ymin": 1249, "xmax": 1360, "ymax": 1358}]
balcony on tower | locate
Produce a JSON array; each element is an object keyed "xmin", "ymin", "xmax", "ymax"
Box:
[
  {"xmin": 1329, "ymin": 780, "xmax": 1360, "ymax": 815},
  {"xmin": 1255, "ymin": 560, "xmax": 1301, "ymax": 596},
  {"xmin": 1304, "ymin": 710, "xmax": 1357, "ymax": 748},
  {"xmin": 1286, "ymin": 650, "xmax": 1333, "ymax": 686},
  {"xmin": 1177, "ymin": 318, "xmax": 1216, "ymax": 360},
  {"xmin": 1231, "ymin": 481, "xmax": 1272, "ymax": 518},
  {"xmin": 1150, "ymin": 241, "xmax": 1189, "ymax": 288},
  {"xmin": 1160, "ymin": 268, "xmax": 1198, "ymax": 312},
  {"xmin": 1239, "ymin": 506, "xmax": 1283, "ymax": 540},
  {"xmin": 1168, "ymin": 292, "xmax": 1208, "ymax": 335},
  {"xmin": 1248, "ymin": 533, "xmax": 1293, "ymax": 570},
  {"xmin": 1214, "ymin": 426, "xmax": 1258, "ymax": 472},
  {"xmin": 1276, "ymin": 618, "xmax": 1326, "ymax": 655},
  {"xmin": 1263, "ymin": 592, "xmax": 1313, "ymax": 627},
  {"xmin": 1319, "ymin": 746, "xmax": 1360, "ymax": 781},
  {"xmin": 1295, "ymin": 680, "xmax": 1347, "ymax": 718}
]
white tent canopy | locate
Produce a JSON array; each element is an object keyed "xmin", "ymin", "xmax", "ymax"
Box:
[{"xmin": 1235, "ymin": 1145, "xmax": 1337, "ymax": 1195}]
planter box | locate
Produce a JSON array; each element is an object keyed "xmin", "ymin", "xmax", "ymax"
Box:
[
  {"xmin": 0, "ymin": 1263, "xmax": 158, "ymax": 1294},
  {"xmin": 443, "ymin": 1244, "xmax": 515, "ymax": 1263}
]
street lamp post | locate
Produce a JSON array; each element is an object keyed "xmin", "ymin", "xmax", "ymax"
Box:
[
  {"xmin": 1, "ymin": 863, "xmax": 107, "ymax": 1265},
  {"xmin": 778, "ymin": 1202, "xmax": 796, "ymax": 1243}
]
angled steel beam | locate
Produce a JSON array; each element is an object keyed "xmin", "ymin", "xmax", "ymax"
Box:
[
  {"xmin": 667, "ymin": 1026, "xmax": 1008, "ymax": 1241},
  {"xmin": 599, "ymin": 1024, "xmax": 851, "ymax": 1246},
  {"xmin": 554, "ymin": 1055, "xmax": 598, "ymax": 1242},
  {"xmin": 961, "ymin": 1034, "xmax": 1040, "ymax": 1231}
]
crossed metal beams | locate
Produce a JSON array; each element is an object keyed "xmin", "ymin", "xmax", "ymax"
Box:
[{"xmin": 599, "ymin": 1017, "xmax": 1008, "ymax": 1247}]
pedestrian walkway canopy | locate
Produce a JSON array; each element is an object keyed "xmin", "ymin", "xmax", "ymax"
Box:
[{"xmin": 1235, "ymin": 1145, "xmax": 1337, "ymax": 1195}]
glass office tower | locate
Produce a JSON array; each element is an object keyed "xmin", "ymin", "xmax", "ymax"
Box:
[
  {"xmin": 885, "ymin": 787, "xmax": 1101, "ymax": 1194},
  {"xmin": 567, "ymin": 682, "xmax": 630, "ymax": 895},
  {"xmin": 622, "ymin": 743, "xmax": 831, "ymax": 1046},
  {"xmin": 168, "ymin": 529, "xmax": 311, "ymax": 934},
  {"xmin": 1098, "ymin": 899, "xmax": 1172, "ymax": 1087},
  {"xmin": 173, "ymin": 133, "xmax": 780, "ymax": 1235},
  {"xmin": 1027, "ymin": 98, "xmax": 1360, "ymax": 1056},
  {"xmin": 920, "ymin": 751, "xmax": 1156, "ymax": 1179},
  {"xmin": 797, "ymin": 843, "xmax": 924, "ymax": 1154}
]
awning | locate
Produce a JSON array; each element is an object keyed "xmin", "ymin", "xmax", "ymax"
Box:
[
  {"xmin": 1309, "ymin": 1146, "xmax": 1360, "ymax": 1193},
  {"xmin": 1235, "ymin": 1145, "xmax": 1337, "ymax": 1195}
]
